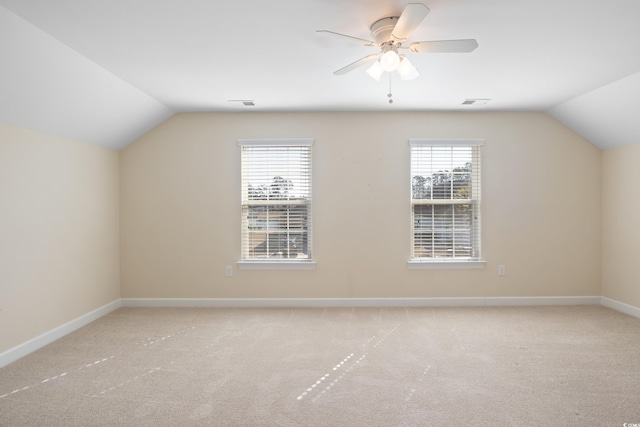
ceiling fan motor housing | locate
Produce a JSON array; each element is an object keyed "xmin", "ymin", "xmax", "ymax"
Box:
[{"xmin": 370, "ymin": 16, "xmax": 401, "ymax": 46}]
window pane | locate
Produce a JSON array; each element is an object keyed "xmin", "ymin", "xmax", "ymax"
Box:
[
  {"xmin": 410, "ymin": 142, "xmax": 480, "ymax": 260},
  {"xmin": 244, "ymin": 204, "xmax": 309, "ymax": 259},
  {"xmin": 453, "ymin": 205, "xmax": 472, "ymax": 257},
  {"xmin": 243, "ymin": 146, "xmax": 311, "ymax": 202},
  {"xmin": 433, "ymin": 230, "xmax": 453, "ymax": 257},
  {"xmin": 413, "ymin": 205, "xmax": 438, "ymax": 257},
  {"xmin": 240, "ymin": 142, "xmax": 312, "ymax": 261},
  {"xmin": 411, "ymin": 146, "xmax": 472, "ymax": 202}
]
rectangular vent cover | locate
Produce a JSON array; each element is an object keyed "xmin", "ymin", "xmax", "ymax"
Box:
[
  {"xmin": 462, "ymin": 99, "xmax": 490, "ymax": 105},
  {"xmin": 228, "ymin": 100, "xmax": 255, "ymax": 107}
]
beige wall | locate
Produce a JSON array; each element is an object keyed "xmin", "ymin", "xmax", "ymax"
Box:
[
  {"xmin": 0, "ymin": 122, "xmax": 120, "ymax": 354},
  {"xmin": 120, "ymin": 112, "xmax": 601, "ymax": 299},
  {"xmin": 602, "ymin": 143, "xmax": 640, "ymax": 307}
]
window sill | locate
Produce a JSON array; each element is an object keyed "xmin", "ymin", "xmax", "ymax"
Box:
[
  {"xmin": 408, "ymin": 259, "xmax": 486, "ymax": 270},
  {"xmin": 237, "ymin": 261, "xmax": 317, "ymax": 271}
]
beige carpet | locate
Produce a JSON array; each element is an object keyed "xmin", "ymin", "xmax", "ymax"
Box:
[{"xmin": 1, "ymin": 305, "xmax": 640, "ymax": 426}]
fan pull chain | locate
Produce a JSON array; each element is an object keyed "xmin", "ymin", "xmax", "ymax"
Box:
[{"xmin": 387, "ymin": 73, "xmax": 393, "ymax": 104}]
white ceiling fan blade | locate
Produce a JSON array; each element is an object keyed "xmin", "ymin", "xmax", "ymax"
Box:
[
  {"xmin": 317, "ymin": 30, "xmax": 375, "ymax": 47},
  {"xmin": 391, "ymin": 3, "xmax": 430, "ymax": 42},
  {"xmin": 409, "ymin": 39, "xmax": 479, "ymax": 53},
  {"xmin": 333, "ymin": 54, "xmax": 380, "ymax": 75}
]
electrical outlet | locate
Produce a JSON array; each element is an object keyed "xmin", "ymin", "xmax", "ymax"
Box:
[
  {"xmin": 498, "ymin": 264, "xmax": 506, "ymax": 276},
  {"xmin": 225, "ymin": 266, "xmax": 233, "ymax": 277}
]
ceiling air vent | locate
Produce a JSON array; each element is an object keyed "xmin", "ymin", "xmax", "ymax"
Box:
[
  {"xmin": 462, "ymin": 98, "xmax": 490, "ymax": 105},
  {"xmin": 227, "ymin": 100, "xmax": 255, "ymax": 107}
]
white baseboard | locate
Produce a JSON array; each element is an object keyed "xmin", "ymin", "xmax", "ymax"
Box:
[
  {"xmin": 483, "ymin": 296, "xmax": 601, "ymax": 306},
  {"xmin": 0, "ymin": 299, "xmax": 122, "ymax": 368},
  {"xmin": 601, "ymin": 297, "xmax": 640, "ymax": 319},
  {"xmin": 121, "ymin": 296, "xmax": 601, "ymax": 308}
]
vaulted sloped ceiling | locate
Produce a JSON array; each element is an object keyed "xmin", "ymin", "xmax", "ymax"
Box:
[
  {"xmin": 0, "ymin": 6, "xmax": 173, "ymax": 150},
  {"xmin": 1, "ymin": 0, "xmax": 639, "ymax": 150},
  {"xmin": 549, "ymin": 71, "xmax": 640, "ymax": 149}
]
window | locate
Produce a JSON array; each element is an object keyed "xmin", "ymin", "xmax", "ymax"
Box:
[
  {"xmin": 238, "ymin": 139, "xmax": 313, "ymax": 269},
  {"xmin": 409, "ymin": 139, "xmax": 484, "ymax": 268}
]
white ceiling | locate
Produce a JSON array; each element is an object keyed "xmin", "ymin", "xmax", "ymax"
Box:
[{"xmin": 1, "ymin": 0, "xmax": 639, "ymax": 150}]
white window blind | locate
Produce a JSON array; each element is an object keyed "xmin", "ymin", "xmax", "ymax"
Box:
[
  {"xmin": 239, "ymin": 139, "xmax": 312, "ymax": 262},
  {"xmin": 410, "ymin": 139, "xmax": 483, "ymax": 261}
]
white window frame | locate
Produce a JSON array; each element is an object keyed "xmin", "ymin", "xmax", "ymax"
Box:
[
  {"xmin": 408, "ymin": 139, "xmax": 486, "ymax": 270},
  {"xmin": 237, "ymin": 139, "xmax": 315, "ymax": 270}
]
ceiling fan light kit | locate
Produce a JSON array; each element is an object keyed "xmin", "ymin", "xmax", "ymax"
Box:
[
  {"xmin": 318, "ymin": 2, "xmax": 477, "ymax": 98},
  {"xmin": 366, "ymin": 54, "xmax": 419, "ymax": 81}
]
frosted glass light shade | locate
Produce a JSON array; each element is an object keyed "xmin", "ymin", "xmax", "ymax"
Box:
[
  {"xmin": 397, "ymin": 56, "xmax": 419, "ymax": 80},
  {"xmin": 366, "ymin": 60, "xmax": 384, "ymax": 81},
  {"xmin": 379, "ymin": 50, "xmax": 400, "ymax": 71}
]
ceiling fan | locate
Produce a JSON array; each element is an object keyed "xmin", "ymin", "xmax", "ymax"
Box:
[{"xmin": 318, "ymin": 3, "xmax": 478, "ymax": 82}]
